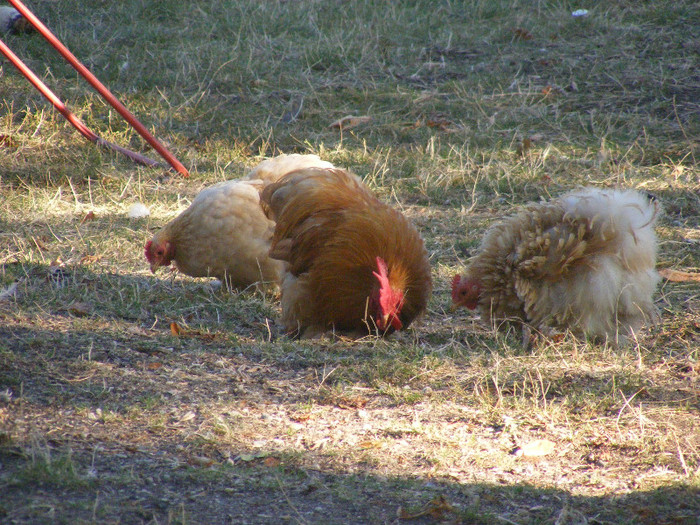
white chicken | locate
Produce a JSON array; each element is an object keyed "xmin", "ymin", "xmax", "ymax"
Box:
[
  {"xmin": 452, "ymin": 188, "xmax": 661, "ymax": 342},
  {"xmin": 144, "ymin": 153, "xmax": 334, "ymax": 290}
]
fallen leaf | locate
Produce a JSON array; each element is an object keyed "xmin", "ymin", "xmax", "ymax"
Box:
[
  {"xmin": 147, "ymin": 362, "xmax": 163, "ymax": 370},
  {"xmin": 358, "ymin": 440, "xmax": 383, "ymax": 450},
  {"xmin": 515, "ymin": 438, "xmax": 556, "ymax": 457},
  {"xmin": 180, "ymin": 411, "xmax": 196, "ymax": 423},
  {"xmin": 398, "ymin": 495, "xmax": 454, "ymax": 520},
  {"xmin": 320, "ymin": 391, "xmax": 368, "ymax": 409},
  {"xmin": 80, "ymin": 211, "xmax": 96, "ymax": 224},
  {"xmin": 426, "ymin": 118, "xmax": 457, "ymax": 131},
  {"xmin": 329, "ymin": 115, "xmax": 372, "ymax": 130},
  {"xmin": 512, "ymin": 28, "xmax": 533, "ymax": 40},
  {"xmin": 263, "ymin": 456, "xmax": 281, "ymax": 468},
  {"xmin": 189, "ymin": 455, "xmax": 215, "ymax": 467},
  {"xmin": 541, "ymin": 85, "xmax": 564, "ymax": 97},
  {"xmin": 168, "ymin": 321, "xmax": 216, "ymax": 340},
  {"xmin": 68, "ymin": 302, "xmax": 91, "ymax": 317},
  {"xmin": 659, "ymin": 268, "xmax": 700, "ymax": 282},
  {"xmin": 80, "ymin": 254, "xmax": 102, "ymax": 265}
]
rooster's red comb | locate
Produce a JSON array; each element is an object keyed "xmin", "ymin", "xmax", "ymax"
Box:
[{"xmin": 372, "ymin": 256, "xmax": 390, "ymax": 288}]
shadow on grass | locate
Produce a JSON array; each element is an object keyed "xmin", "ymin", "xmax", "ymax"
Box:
[
  {"xmin": 0, "ymin": 262, "xmax": 697, "ymax": 410},
  {"xmin": 1, "ymin": 439, "xmax": 698, "ymax": 525},
  {"xmin": 1, "ymin": 264, "xmax": 699, "ymax": 524}
]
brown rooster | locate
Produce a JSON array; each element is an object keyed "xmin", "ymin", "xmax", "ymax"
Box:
[
  {"xmin": 144, "ymin": 154, "xmax": 334, "ymax": 290},
  {"xmin": 452, "ymin": 188, "xmax": 661, "ymax": 343},
  {"xmin": 260, "ymin": 167, "xmax": 432, "ymax": 338}
]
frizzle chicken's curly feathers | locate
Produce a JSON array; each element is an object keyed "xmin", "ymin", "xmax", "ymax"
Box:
[{"xmin": 455, "ymin": 188, "xmax": 660, "ymax": 340}]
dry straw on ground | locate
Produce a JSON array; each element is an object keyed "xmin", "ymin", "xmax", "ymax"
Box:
[{"xmin": 1, "ymin": 1, "xmax": 699, "ymax": 523}]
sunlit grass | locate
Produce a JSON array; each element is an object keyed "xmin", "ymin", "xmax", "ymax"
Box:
[{"xmin": 1, "ymin": 0, "xmax": 698, "ymax": 523}]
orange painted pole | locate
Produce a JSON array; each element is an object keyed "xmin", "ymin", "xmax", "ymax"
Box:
[
  {"xmin": 5, "ymin": 0, "xmax": 189, "ymax": 176},
  {"xmin": 0, "ymin": 38, "xmax": 96, "ymax": 142},
  {"xmin": 0, "ymin": 38, "xmax": 166, "ymax": 168}
]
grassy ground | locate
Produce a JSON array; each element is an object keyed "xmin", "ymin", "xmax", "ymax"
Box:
[{"xmin": 1, "ymin": 0, "xmax": 699, "ymax": 523}]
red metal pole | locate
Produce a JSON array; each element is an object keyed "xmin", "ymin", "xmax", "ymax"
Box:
[
  {"xmin": 5, "ymin": 0, "xmax": 189, "ymax": 176},
  {"xmin": 0, "ymin": 38, "xmax": 96, "ymax": 141},
  {"xmin": 0, "ymin": 37, "xmax": 164, "ymax": 168}
]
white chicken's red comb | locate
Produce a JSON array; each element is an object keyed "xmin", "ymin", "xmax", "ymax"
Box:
[{"xmin": 144, "ymin": 240, "xmax": 153, "ymax": 262}]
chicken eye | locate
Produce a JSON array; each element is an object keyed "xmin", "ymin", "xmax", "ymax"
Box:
[{"xmin": 156, "ymin": 248, "xmax": 164, "ymax": 256}]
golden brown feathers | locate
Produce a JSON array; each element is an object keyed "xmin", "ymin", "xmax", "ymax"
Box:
[{"xmin": 261, "ymin": 167, "xmax": 432, "ymax": 338}]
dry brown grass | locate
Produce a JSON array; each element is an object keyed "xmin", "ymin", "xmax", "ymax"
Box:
[{"xmin": 1, "ymin": 1, "xmax": 699, "ymax": 523}]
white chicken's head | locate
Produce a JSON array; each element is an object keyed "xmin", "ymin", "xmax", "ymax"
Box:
[{"xmin": 144, "ymin": 238, "xmax": 174, "ymax": 273}]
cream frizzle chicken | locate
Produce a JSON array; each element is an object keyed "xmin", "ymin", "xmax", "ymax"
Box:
[
  {"xmin": 452, "ymin": 188, "xmax": 661, "ymax": 341},
  {"xmin": 144, "ymin": 154, "xmax": 334, "ymax": 290},
  {"xmin": 260, "ymin": 167, "xmax": 432, "ymax": 338}
]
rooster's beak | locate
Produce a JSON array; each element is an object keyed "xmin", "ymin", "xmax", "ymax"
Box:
[{"xmin": 380, "ymin": 313, "xmax": 403, "ymax": 331}]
